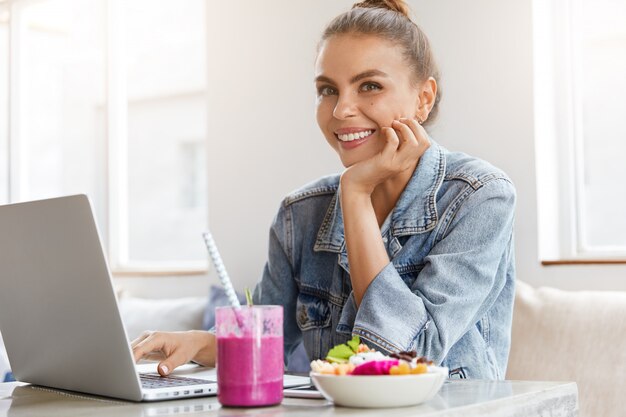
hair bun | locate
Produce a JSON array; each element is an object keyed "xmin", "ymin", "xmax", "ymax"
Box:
[{"xmin": 352, "ymin": 0, "xmax": 411, "ymax": 18}]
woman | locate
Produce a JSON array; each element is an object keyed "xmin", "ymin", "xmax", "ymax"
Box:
[{"xmin": 132, "ymin": 0, "xmax": 516, "ymax": 380}]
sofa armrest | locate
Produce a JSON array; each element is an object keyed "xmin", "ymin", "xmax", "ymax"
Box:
[{"xmin": 507, "ymin": 280, "xmax": 626, "ymax": 417}]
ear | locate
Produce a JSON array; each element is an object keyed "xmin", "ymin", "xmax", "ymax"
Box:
[{"xmin": 415, "ymin": 77, "xmax": 437, "ymax": 124}]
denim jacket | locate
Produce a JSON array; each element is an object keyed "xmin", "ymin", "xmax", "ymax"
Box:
[{"xmin": 253, "ymin": 140, "xmax": 516, "ymax": 379}]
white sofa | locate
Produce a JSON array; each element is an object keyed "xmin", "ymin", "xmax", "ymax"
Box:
[{"xmin": 506, "ymin": 280, "xmax": 626, "ymax": 417}]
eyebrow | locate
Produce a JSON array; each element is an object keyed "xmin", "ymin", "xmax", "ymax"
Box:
[{"xmin": 314, "ymin": 69, "xmax": 389, "ymax": 85}]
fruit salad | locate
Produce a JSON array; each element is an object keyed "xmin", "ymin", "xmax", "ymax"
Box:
[{"xmin": 310, "ymin": 336, "xmax": 441, "ymax": 376}]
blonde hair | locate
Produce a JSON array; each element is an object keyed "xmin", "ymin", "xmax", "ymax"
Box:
[{"xmin": 319, "ymin": 0, "xmax": 441, "ymax": 125}]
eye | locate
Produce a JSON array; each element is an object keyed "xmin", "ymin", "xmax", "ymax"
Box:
[
  {"xmin": 317, "ymin": 85, "xmax": 337, "ymax": 96},
  {"xmin": 360, "ymin": 82, "xmax": 382, "ymax": 92}
]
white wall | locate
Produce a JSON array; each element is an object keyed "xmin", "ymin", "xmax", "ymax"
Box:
[
  {"xmin": 115, "ymin": 0, "xmax": 626, "ymax": 297},
  {"xmin": 202, "ymin": 1, "xmax": 345, "ymax": 291}
]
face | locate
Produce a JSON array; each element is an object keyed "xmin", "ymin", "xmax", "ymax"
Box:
[{"xmin": 315, "ymin": 34, "xmax": 423, "ymax": 168}]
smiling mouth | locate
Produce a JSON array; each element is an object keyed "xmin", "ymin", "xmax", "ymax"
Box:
[{"xmin": 335, "ymin": 129, "xmax": 375, "ymax": 142}]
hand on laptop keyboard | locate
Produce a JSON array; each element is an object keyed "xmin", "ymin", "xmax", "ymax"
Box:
[{"xmin": 131, "ymin": 330, "xmax": 216, "ymax": 376}]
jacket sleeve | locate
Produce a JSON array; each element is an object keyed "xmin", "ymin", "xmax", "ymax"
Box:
[
  {"xmin": 252, "ymin": 203, "xmax": 301, "ymax": 364},
  {"xmin": 351, "ymin": 177, "xmax": 516, "ymax": 363}
]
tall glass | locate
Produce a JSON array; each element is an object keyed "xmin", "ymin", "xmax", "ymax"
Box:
[{"xmin": 215, "ymin": 305, "xmax": 283, "ymax": 407}]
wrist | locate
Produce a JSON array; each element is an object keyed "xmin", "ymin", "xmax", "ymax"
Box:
[
  {"xmin": 340, "ymin": 172, "xmax": 375, "ymax": 197},
  {"xmin": 191, "ymin": 330, "xmax": 216, "ymax": 367},
  {"xmin": 340, "ymin": 187, "xmax": 373, "ymax": 211}
]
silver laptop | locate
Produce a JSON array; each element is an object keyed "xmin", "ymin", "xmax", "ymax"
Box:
[{"xmin": 0, "ymin": 194, "xmax": 308, "ymax": 401}]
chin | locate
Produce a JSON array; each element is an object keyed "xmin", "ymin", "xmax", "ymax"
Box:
[
  {"xmin": 339, "ymin": 158, "xmax": 361, "ymax": 169},
  {"xmin": 340, "ymin": 149, "xmax": 377, "ymax": 167}
]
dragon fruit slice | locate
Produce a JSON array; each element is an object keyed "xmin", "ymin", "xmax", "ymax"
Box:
[{"xmin": 351, "ymin": 359, "xmax": 399, "ymax": 375}]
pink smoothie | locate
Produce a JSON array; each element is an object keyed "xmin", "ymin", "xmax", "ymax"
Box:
[{"xmin": 217, "ymin": 335, "xmax": 283, "ymax": 406}]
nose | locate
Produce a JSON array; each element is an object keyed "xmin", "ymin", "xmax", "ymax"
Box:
[{"xmin": 332, "ymin": 93, "xmax": 358, "ymax": 120}]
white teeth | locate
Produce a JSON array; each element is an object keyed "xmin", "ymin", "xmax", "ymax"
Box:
[{"xmin": 337, "ymin": 129, "xmax": 373, "ymax": 142}]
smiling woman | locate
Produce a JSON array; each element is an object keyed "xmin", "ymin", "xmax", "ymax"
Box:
[{"xmin": 132, "ymin": 0, "xmax": 517, "ymax": 382}]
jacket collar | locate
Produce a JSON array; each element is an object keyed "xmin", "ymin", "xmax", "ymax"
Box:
[{"xmin": 314, "ymin": 140, "xmax": 446, "ymax": 254}]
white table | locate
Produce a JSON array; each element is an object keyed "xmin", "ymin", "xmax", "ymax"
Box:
[{"xmin": 0, "ymin": 379, "xmax": 577, "ymax": 416}]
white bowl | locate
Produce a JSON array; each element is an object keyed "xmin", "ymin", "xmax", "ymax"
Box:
[{"xmin": 310, "ymin": 368, "xmax": 448, "ymax": 408}]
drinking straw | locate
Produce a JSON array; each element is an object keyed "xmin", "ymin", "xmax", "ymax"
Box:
[
  {"xmin": 202, "ymin": 231, "xmax": 252, "ymax": 335},
  {"xmin": 202, "ymin": 231, "xmax": 241, "ymax": 308}
]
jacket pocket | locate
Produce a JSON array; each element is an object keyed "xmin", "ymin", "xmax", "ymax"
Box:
[{"xmin": 296, "ymin": 292, "xmax": 331, "ymax": 359}]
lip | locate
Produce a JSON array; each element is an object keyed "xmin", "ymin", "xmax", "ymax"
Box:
[{"xmin": 336, "ymin": 129, "xmax": 376, "ymax": 150}]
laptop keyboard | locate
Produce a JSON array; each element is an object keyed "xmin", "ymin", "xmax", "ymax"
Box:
[{"xmin": 140, "ymin": 373, "xmax": 216, "ymax": 389}]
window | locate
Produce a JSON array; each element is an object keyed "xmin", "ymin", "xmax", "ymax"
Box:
[
  {"xmin": 534, "ymin": 0, "xmax": 626, "ymax": 262},
  {"xmin": 121, "ymin": 0, "xmax": 208, "ymax": 268},
  {"xmin": 2, "ymin": 0, "xmax": 208, "ymax": 272},
  {"xmin": 9, "ymin": 0, "xmax": 106, "ymax": 219}
]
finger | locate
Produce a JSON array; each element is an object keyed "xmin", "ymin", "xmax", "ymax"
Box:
[
  {"xmin": 158, "ymin": 349, "xmax": 190, "ymax": 376},
  {"xmin": 402, "ymin": 118, "xmax": 429, "ymax": 143},
  {"xmin": 139, "ymin": 352, "xmax": 168, "ymax": 362},
  {"xmin": 418, "ymin": 132, "xmax": 431, "ymax": 154},
  {"xmin": 381, "ymin": 127, "xmax": 400, "ymax": 160},
  {"xmin": 131, "ymin": 330, "xmax": 153, "ymax": 349},
  {"xmin": 133, "ymin": 333, "xmax": 165, "ymax": 363},
  {"xmin": 392, "ymin": 119, "xmax": 417, "ymax": 149},
  {"xmin": 400, "ymin": 118, "xmax": 431, "ymax": 156},
  {"xmin": 409, "ymin": 118, "xmax": 432, "ymax": 154}
]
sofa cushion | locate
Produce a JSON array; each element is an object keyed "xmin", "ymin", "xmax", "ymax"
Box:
[
  {"xmin": 507, "ymin": 280, "xmax": 626, "ymax": 417},
  {"xmin": 118, "ymin": 295, "xmax": 207, "ymax": 341},
  {"xmin": 201, "ymin": 285, "xmax": 247, "ymax": 331}
]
